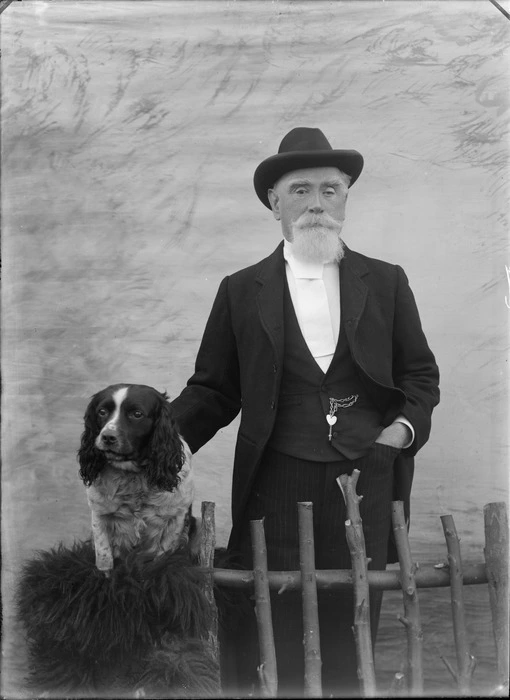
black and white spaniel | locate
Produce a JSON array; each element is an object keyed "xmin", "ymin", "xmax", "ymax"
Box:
[{"xmin": 78, "ymin": 383, "xmax": 196, "ymax": 574}]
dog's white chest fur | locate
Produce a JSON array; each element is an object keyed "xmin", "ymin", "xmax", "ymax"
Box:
[{"xmin": 87, "ymin": 449, "xmax": 194, "ymax": 572}]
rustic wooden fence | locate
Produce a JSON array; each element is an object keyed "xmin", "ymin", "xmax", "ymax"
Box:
[{"xmin": 198, "ymin": 470, "xmax": 508, "ymax": 697}]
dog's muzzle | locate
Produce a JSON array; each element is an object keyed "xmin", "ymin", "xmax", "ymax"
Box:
[{"xmin": 96, "ymin": 426, "xmax": 134, "ymax": 461}]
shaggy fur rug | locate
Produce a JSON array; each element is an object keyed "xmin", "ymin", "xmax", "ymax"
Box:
[{"xmin": 17, "ymin": 540, "xmax": 222, "ymax": 698}]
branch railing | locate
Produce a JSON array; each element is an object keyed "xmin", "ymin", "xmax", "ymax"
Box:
[{"xmin": 199, "ymin": 490, "xmax": 508, "ymax": 697}]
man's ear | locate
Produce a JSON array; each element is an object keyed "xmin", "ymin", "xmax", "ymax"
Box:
[{"xmin": 267, "ymin": 189, "xmax": 280, "ymax": 221}]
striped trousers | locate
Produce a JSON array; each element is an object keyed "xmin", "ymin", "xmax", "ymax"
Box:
[{"xmin": 231, "ymin": 442, "xmax": 399, "ymax": 698}]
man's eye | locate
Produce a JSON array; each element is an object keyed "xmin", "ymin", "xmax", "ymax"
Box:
[{"xmin": 295, "ymin": 188, "xmax": 307, "ymax": 195}]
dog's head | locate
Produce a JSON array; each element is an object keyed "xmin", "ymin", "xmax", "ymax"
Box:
[{"xmin": 78, "ymin": 383, "xmax": 185, "ymax": 491}]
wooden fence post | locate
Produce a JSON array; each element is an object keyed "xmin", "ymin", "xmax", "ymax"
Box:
[
  {"xmin": 298, "ymin": 502, "xmax": 323, "ymax": 698},
  {"xmin": 392, "ymin": 501, "xmax": 424, "ymax": 696},
  {"xmin": 483, "ymin": 502, "xmax": 509, "ymax": 693},
  {"xmin": 337, "ymin": 470, "xmax": 377, "ymax": 697},
  {"xmin": 440, "ymin": 514, "xmax": 476, "ymax": 695},
  {"xmin": 199, "ymin": 501, "xmax": 220, "ymax": 672},
  {"xmin": 251, "ymin": 519, "xmax": 278, "ymax": 698}
]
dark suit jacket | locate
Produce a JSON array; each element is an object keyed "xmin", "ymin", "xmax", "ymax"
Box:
[{"xmin": 171, "ymin": 242, "xmax": 440, "ymax": 562}]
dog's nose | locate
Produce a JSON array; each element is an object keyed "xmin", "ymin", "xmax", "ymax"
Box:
[{"xmin": 101, "ymin": 433, "xmax": 118, "ymax": 446}]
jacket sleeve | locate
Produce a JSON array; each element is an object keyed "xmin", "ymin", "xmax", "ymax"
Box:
[
  {"xmin": 170, "ymin": 276, "xmax": 242, "ymax": 453},
  {"xmin": 392, "ymin": 265, "xmax": 440, "ymax": 456}
]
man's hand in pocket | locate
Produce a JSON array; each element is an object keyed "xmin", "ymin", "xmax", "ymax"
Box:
[{"xmin": 375, "ymin": 422, "xmax": 411, "ymax": 449}]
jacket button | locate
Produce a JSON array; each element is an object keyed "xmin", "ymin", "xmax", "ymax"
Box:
[
  {"xmin": 273, "ymin": 364, "xmax": 277, "ymax": 373},
  {"xmin": 271, "ymin": 401, "xmax": 276, "ymax": 410}
]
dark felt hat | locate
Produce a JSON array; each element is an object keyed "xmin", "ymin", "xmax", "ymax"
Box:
[{"xmin": 254, "ymin": 127, "xmax": 364, "ymax": 209}]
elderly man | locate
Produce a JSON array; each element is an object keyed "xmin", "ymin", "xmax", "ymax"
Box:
[{"xmin": 170, "ymin": 127, "xmax": 440, "ymax": 697}]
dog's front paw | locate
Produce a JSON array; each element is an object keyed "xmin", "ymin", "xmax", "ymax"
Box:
[{"xmin": 96, "ymin": 554, "xmax": 113, "ymax": 577}]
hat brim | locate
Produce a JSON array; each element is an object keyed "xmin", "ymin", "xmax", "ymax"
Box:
[{"xmin": 254, "ymin": 150, "xmax": 364, "ymax": 209}]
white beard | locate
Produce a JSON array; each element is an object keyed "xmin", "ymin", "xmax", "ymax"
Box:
[{"xmin": 290, "ymin": 214, "xmax": 345, "ymax": 264}]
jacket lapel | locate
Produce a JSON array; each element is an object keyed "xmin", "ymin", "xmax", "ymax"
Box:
[
  {"xmin": 340, "ymin": 247, "xmax": 369, "ymax": 348},
  {"xmin": 255, "ymin": 241, "xmax": 285, "ymax": 365}
]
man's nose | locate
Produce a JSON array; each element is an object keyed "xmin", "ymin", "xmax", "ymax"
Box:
[{"xmin": 308, "ymin": 192, "xmax": 323, "ymax": 214}]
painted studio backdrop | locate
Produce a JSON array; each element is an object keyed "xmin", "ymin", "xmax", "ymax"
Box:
[{"xmin": 1, "ymin": 0, "xmax": 508, "ymax": 696}]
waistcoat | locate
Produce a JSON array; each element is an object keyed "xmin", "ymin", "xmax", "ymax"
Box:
[{"xmin": 267, "ymin": 280, "xmax": 383, "ymax": 461}]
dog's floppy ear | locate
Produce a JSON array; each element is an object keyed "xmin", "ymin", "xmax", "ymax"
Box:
[
  {"xmin": 77, "ymin": 395, "xmax": 108, "ymax": 486},
  {"xmin": 145, "ymin": 397, "xmax": 185, "ymax": 491}
]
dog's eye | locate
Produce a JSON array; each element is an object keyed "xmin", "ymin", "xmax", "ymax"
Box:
[
  {"xmin": 131, "ymin": 410, "xmax": 144, "ymax": 419},
  {"xmin": 97, "ymin": 408, "xmax": 108, "ymax": 418}
]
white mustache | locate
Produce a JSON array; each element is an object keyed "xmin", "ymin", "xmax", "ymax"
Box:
[{"xmin": 294, "ymin": 214, "xmax": 342, "ymax": 231}]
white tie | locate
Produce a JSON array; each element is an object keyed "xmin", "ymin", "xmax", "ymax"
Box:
[{"xmin": 294, "ymin": 276, "xmax": 336, "ymax": 372}]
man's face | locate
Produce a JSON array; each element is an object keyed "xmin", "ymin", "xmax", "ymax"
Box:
[{"xmin": 267, "ymin": 166, "xmax": 350, "ymax": 263}]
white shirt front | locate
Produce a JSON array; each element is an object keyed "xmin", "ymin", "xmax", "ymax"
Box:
[{"xmin": 283, "ymin": 240, "xmax": 339, "ymax": 373}]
